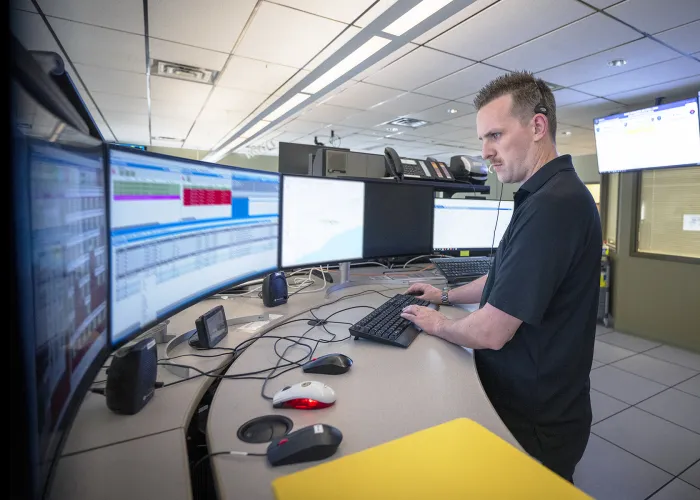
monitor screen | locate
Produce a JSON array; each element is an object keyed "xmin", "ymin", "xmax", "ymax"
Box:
[
  {"xmin": 13, "ymin": 135, "xmax": 109, "ymax": 498},
  {"xmin": 108, "ymin": 147, "xmax": 280, "ymax": 345},
  {"xmin": 281, "ymin": 176, "xmax": 364, "ymax": 268},
  {"xmin": 594, "ymin": 97, "xmax": 700, "ymax": 173},
  {"xmin": 433, "ymin": 199, "xmax": 515, "ymax": 251},
  {"xmin": 363, "ymin": 182, "xmax": 434, "ymax": 258}
]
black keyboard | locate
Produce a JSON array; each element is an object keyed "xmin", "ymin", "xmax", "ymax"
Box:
[
  {"xmin": 349, "ymin": 294, "xmax": 438, "ymax": 348},
  {"xmin": 432, "ymin": 257, "xmax": 492, "ymax": 284}
]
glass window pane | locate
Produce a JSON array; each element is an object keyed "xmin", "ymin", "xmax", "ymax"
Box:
[{"xmin": 605, "ymin": 174, "xmax": 619, "ymax": 247}]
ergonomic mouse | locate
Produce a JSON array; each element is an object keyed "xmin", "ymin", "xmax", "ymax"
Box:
[
  {"xmin": 267, "ymin": 424, "xmax": 343, "ymax": 466},
  {"xmin": 272, "ymin": 381, "xmax": 336, "ymax": 409},
  {"xmin": 302, "ymin": 353, "xmax": 353, "ymax": 375}
]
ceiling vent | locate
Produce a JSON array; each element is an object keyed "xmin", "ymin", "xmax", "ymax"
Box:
[
  {"xmin": 387, "ymin": 117, "xmax": 429, "ymax": 128},
  {"xmin": 151, "ymin": 59, "xmax": 219, "ymax": 84}
]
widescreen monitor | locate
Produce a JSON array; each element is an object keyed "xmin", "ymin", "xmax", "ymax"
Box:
[{"xmin": 433, "ymin": 199, "xmax": 515, "ymax": 251}]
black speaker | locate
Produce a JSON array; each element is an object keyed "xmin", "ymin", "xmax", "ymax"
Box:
[
  {"xmin": 105, "ymin": 337, "xmax": 158, "ymax": 415},
  {"xmin": 262, "ymin": 272, "xmax": 288, "ymax": 307}
]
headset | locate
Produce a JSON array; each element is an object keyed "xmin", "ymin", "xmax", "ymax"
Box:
[{"xmin": 533, "ymin": 80, "xmax": 549, "ymax": 116}]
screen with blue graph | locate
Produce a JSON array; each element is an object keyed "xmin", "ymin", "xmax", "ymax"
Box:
[
  {"xmin": 108, "ymin": 147, "xmax": 279, "ymax": 345},
  {"xmin": 433, "ymin": 199, "xmax": 515, "ymax": 251}
]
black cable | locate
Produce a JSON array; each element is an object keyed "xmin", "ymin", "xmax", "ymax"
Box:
[
  {"xmin": 192, "ymin": 451, "xmax": 266, "ymax": 471},
  {"xmin": 489, "ymin": 181, "xmax": 504, "ymax": 265},
  {"xmin": 260, "ymin": 325, "xmax": 316, "ymax": 400}
]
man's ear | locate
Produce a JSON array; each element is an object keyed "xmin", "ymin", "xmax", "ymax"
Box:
[{"xmin": 532, "ymin": 114, "xmax": 549, "ymax": 141}]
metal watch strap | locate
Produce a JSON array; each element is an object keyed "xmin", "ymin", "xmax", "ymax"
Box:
[{"xmin": 441, "ymin": 289, "xmax": 451, "ymax": 306}]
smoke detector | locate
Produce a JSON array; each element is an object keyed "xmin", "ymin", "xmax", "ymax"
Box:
[
  {"xmin": 151, "ymin": 59, "xmax": 219, "ymax": 84},
  {"xmin": 387, "ymin": 117, "xmax": 429, "ymax": 128}
]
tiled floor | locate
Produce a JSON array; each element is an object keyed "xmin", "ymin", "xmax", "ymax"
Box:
[{"xmin": 573, "ymin": 325, "xmax": 700, "ymax": 499}]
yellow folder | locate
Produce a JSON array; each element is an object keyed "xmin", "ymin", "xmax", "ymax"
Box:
[{"xmin": 272, "ymin": 418, "xmax": 591, "ymax": 500}]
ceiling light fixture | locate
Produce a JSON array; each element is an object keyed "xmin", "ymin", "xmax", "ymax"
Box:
[
  {"xmin": 303, "ymin": 36, "xmax": 391, "ymax": 94},
  {"xmin": 383, "ymin": 0, "xmax": 454, "ymax": 36},
  {"xmin": 204, "ymin": 136, "xmax": 247, "ymax": 163},
  {"xmin": 562, "ymin": 131, "xmax": 572, "ymax": 136},
  {"xmin": 608, "ymin": 59, "xmax": 627, "ymax": 67},
  {"xmin": 386, "ymin": 127, "xmax": 399, "ymax": 132},
  {"xmin": 447, "ymin": 108, "xmax": 458, "ymax": 114},
  {"xmin": 241, "ymin": 120, "xmax": 271, "ymax": 139},
  {"xmin": 264, "ymin": 93, "xmax": 311, "ymax": 122}
]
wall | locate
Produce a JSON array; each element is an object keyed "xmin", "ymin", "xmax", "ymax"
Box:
[
  {"xmin": 571, "ymin": 154, "xmax": 601, "ymax": 184},
  {"xmin": 612, "ymin": 172, "xmax": 700, "ymax": 352},
  {"xmin": 147, "ymin": 147, "xmax": 278, "ymax": 172}
]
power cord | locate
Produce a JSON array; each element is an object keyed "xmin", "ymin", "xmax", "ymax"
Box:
[{"xmin": 192, "ymin": 450, "xmax": 266, "ymax": 471}]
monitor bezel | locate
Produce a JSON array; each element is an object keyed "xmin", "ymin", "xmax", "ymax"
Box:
[
  {"xmin": 106, "ymin": 145, "xmax": 281, "ymax": 349},
  {"xmin": 279, "ymin": 173, "xmax": 366, "ymax": 271},
  {"xmin": 593, "ymin": 96, "xmax": 700, "ymax": 174},
  {"xmin": 432, "ymin": 198, "xmax": 515, "ymax": 254}
]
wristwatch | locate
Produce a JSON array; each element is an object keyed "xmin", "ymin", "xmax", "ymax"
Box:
[{"xmin": 441, "ymin": 288, "xmax": 451, "ymax": 306}]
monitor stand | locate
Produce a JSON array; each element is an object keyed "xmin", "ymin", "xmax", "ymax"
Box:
[{"xmin": 324, "ymin": 261, "xmax": 445, "ymax": 298}]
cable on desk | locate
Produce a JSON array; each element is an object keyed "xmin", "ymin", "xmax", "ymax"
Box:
[
  {"xmin": 260, "ymin": 324, "xmax": 316, "ymax": 400},
  {"xmin": 402, "ymin": 254, "xmax": 449, "ymax": 268},
  {"xmin": 192, "ymin": 451, "xmax": 266, "ymax": 471}
]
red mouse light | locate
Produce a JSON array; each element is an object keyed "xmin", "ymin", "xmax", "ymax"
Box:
[{"xmin": 281, "ymin": 398, "xmax": 334, "ymax": 410}]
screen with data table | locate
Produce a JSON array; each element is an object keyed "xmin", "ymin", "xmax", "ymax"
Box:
[
  {"xmin": 433, "ymin": 199, "xmax": 514, "ymax": 251},
  {"xmin": 281, "ymin": 176, "xmax": 364, "ymax": 268},
  {"xmin": 108, "ymin": 147, "xmax": 280, "ymax": 345}
]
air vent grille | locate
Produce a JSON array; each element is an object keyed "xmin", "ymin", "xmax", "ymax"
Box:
[
  {"xmin": 151, "ymin": 59, "xmax": 219, "ymax": 84},
  {"xmin": 388, "ymin": 117, "xmax": 429, "ymax": 128}
]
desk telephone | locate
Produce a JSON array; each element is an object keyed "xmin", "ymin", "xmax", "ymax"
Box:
[{"xmin": 384, "ymin": 147, "xmax": 455, "ymax": 181}]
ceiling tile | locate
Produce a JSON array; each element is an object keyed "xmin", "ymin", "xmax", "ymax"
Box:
[
  {"xmin": 336, "ymin": 134, "xmax": 382, "ymax": 148},
  {"xmin": 150, "ymin": 76, "xmax": 213, "ymax": 106},
  {"xmin": 403, "ymin": 123, "xmax": 463, "ymax": 138},
  {"xmin": 40, "ymin": 0, "xmax": 144, "ymax": 34},
  {"xmin": 92, "ymin": 92, "xmax": 148, "ymax": 115},
  {"xmin": 11, "ymin": 0, "xmax": 36, "ymax": 12},
  {"xmin": 427, "ymin": 0, "xmax": 594, "ymax": 61},
  {"xmin": 606, "ymin": 74, "xmax": 700, "ymax": 105},
  {"xmin": 413, "ymin": 0, "xmax": 498, "ymax": 44},
  {"xmin": 654, "ymin": 21, "xmax": 700, "ymax": 54},
  {"xmin": 554, "ymin": 89, "xmax": 598, "ymax": 106},
  {"xmin": 217, "ymin": 56, "xmax": 299, "ymax": 93},
  {"xmin": 184, "ymin": 121, "xmax": 232, "ymax": 149},
  {"xmin": 151, "ymin": 116, "xmax": 194, "ymax": 140},
  {"xmin": 536, "ymin": 38, "xmax": 681, "ymax": 87},
  {"xmin": 605, "ymin": 0, "xmax": 700, "ymax": 34},
  {"xmin": 364, "ymin": 47, "xmax": 474, "ymax": 91},
  {"xmin": 272, "ymin": 0, "xmax": 376, "ymax": 23},
  {"xmin": 234, "ymin": 2, "xmax": 346, "ymax": 68},
  {"xmin": 304, "ymin": 26, "xmax": 362, "ymax": 72},
  {"xmin": 149, "ymin": 0, "xmax": 257, "ymax": 53},
  {"xmin": 572, "ymin": 57, "xmax": 700, "ymax": 96},
  {"xmin": 353, "ymin": 0, "xmax": 398, "ymax": 27},
  {"xmin": 353, "ymin": 42, "xmax": 418, "ymax": 81},
  {"xmin": 437, "ymin": 127, "xmax": 478, "ymax": 142},
  {"xmin": 370, "ymin": 92, "xmax": 447, "ymax": 115},
  {"xmin": 557, "ymin": 98, "xmax": 627, "ymax": 129},
  {"xmin": 486, "ymin": 14, "xmax": 641, "ymax": 73},
  {"xmin": 196, "ymin": 107, "xmax": 247, "ymax": 127},
  {"xmin": 404, "ymin": 102, "xmax": 476, "ymax": 124},
  {"xmin": 149, "ymin": 39, "xmax": 229, "ymax": 72},
  {"xmin": 275, "ymin": 119, "xmax": 326, "ymax": 135},
  {"xmin": 324, "ymin": 82, "xmax": 405, "ymax": 110},
  {"xmin": 104, "ymin": 112, "xmax": 149, "ymax": 144},
  {"xmin": 10, "ymin": 10, "xmax": 60, "ymax": 52},
  {"xmin": 150, "ymin": 99, "xmax": 203, "ymax": 120},
  {"xmin": 340, "ymin": 109, "xmax": 398, "ymax": 128},
  {"xmin": 273, "ymin": 69, "xmax": 311, "ymax": 97},
  {"xmin": 75, "ymin": 63, "xmax": 147, "ymax": 98},
  {"xmin": 49, "ymin": 18, "xmax": 146, "ymax": 73},
  {"xmin": 415, "ymin": 63, "xmax": 508, "ymax": 100},
  {"xmin": 207, "ymin": 85, "xmax": 268, "ymax": 113},
  {"xmin": 151, "ymin": 139, "xmax": 184, "ymax": 148},
  {"xmin": 444, "ymin": 112, "xmax": 477, "ymax": 128},
  {"xmin": 584, "ymin": 0, "xmax": 622, "ymax": 7},
  {"xmin": 297, "ymin": 104, "xmax": 360, "ymax": 123}
]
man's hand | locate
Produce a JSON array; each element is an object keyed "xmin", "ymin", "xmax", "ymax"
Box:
[
  {"xmin": 400, "ymin": 305, "xmax": 449, "ymax": 337},
  {"xmin": 405, "ymin": 283, "xmax": 442, "ymax": 304}
]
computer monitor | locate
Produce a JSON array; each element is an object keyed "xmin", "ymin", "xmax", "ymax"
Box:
[
  {"xmin": 363, "ymin": 182, "xmax": 434, "ymax": 258},
  {"xmin": 278, "ymin": 142, "xmax": 350, "ymax": 175},
  {"xmin": 12, "ymin": 85, "xmax": 110, "ymax": 499},
  {"xmin": 281, "ymin": 175, "xmax": 364, "ymax": 268},
  {"xmin": 433, "ymin": 199, "xmax": 515, "ymax": 252},
  {"xmin": 594, "ymin": 97, "xmax": 700, "ymax": 173},
  {"xmin": 108, "ymin": 147, "xmax": 280, "ymax": 346}
]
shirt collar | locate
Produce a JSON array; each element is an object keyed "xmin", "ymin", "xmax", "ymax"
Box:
[{"xmin": 514, "ymin": 154, "xmax": 574, "ymax": 206}]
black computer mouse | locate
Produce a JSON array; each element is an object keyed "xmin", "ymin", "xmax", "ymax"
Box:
[
  {"xmin": 267, "ymin": 424, "xmax": 343, "ymax": 466},
  {"xmin": 302, "ymin": 353, "xmax": 353, "ymax": 375}
]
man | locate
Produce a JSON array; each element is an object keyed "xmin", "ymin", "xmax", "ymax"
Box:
[{"xmin": 401, "ymin": 71, "xmax": 601, "ymax": 482}]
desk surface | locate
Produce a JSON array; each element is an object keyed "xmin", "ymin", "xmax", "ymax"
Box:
[{"xmin": 208, "ymin": 283, "xmax": 518, "ymax": 500}]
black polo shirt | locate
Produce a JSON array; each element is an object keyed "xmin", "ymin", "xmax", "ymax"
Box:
[{"xmin": 476, "ymin": 154, "xmax": 601, "ymax": 440}]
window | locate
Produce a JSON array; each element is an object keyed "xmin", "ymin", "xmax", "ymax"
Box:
[
  {"xmin": 605, "ymin": 174, "xmax": 619, "ymax": 247},
  {"xmin": 637, "ymin": 167, "xmax": 700, "ymax": 259}
]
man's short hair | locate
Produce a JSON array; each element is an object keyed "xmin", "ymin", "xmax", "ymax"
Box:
[{"xmin": 473, "ymin": 71, "xmax": 557, "ymax": 141}]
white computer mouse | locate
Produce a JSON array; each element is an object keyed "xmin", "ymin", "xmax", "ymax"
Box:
[{"xmin": 272, "ymin": 381, "xmax": 336, "ymax": 410}]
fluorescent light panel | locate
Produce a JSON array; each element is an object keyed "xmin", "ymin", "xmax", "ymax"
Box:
[
  {"xmin": 304, "ymin": 36, "xmax": 391, "ymax": 94},
  {"xmin": 204, "ymin": 136, "xmax": 247, "ymax": 163},
  {"xmin": 264, "ymin": 93, "xmax": 310, "ymax": 122},
  {"xmin": 383, "ymin": 0, "xmax": 453, "ymax": 36},
  {"xmin": 241, "ymin": 120, "xmax": 271, "ymax": 139}
]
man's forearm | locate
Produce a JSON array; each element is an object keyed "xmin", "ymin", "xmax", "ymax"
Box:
[
  {"xmin": 446, "ymin": 275, "xmax": 487, "ymax": 304},
  {"xmin": 436, "ymin": 309, "xmax": 497, "ymax": 350}
]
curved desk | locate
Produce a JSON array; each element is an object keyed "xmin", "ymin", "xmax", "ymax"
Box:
[{"xmin": 208, "ymin": 283, "xmax": 518, "ymax": 500}]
